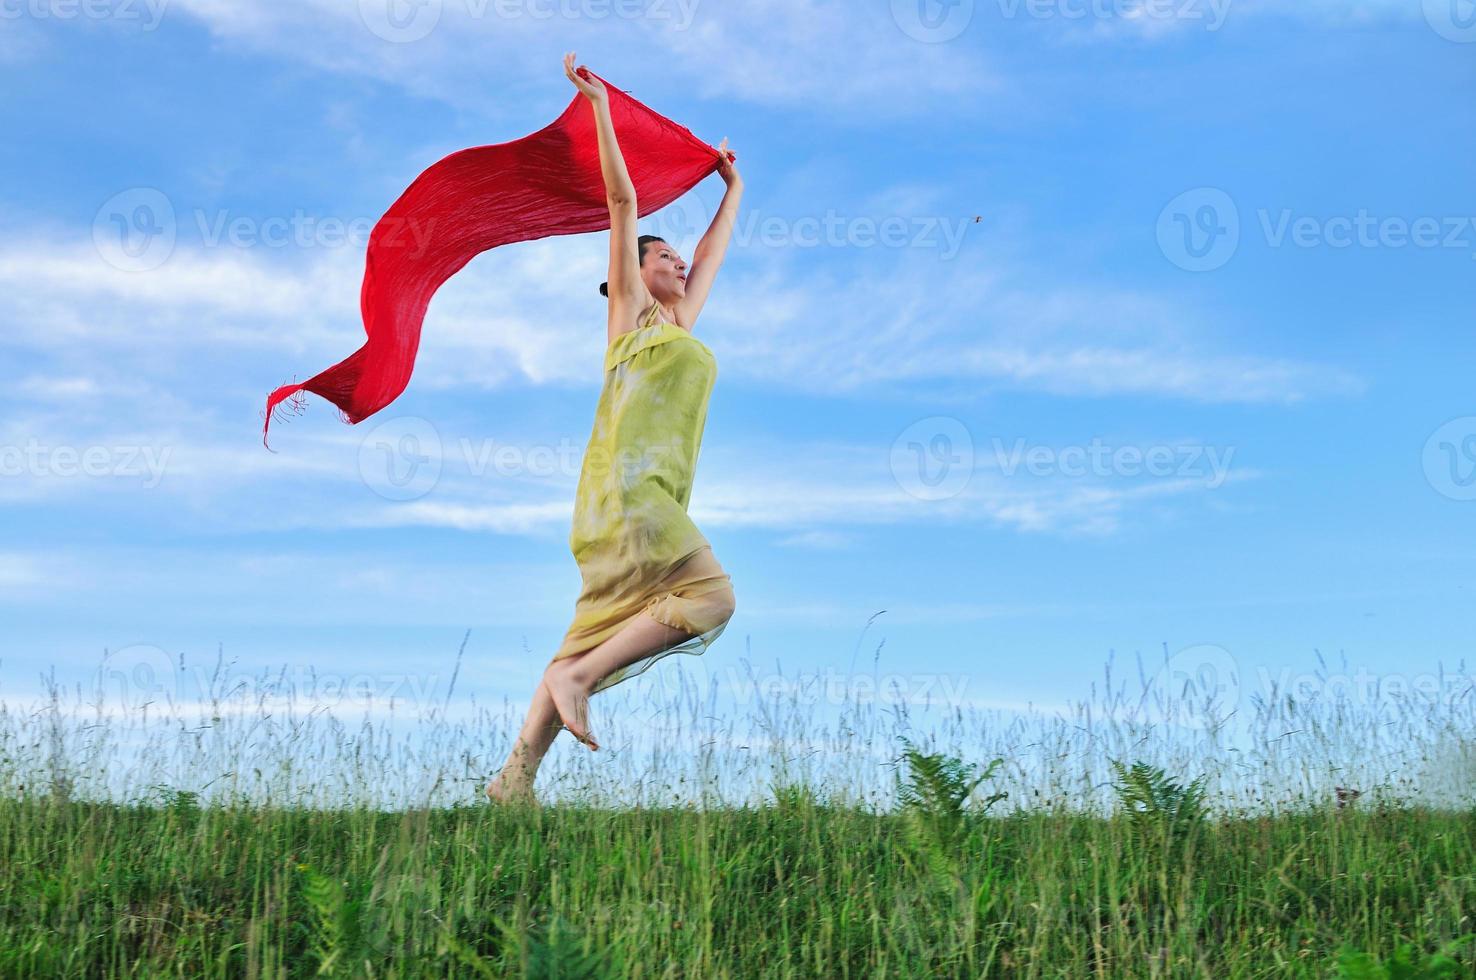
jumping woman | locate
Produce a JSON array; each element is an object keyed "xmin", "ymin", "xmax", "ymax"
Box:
[{"xmin": 486, "ymin": 54, "xmax": 743, "ymax": 806}]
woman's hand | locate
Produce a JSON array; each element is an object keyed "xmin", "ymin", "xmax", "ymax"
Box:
[
  {"xmin": 563, "ymin": 52, "xmax": 607, "ymax": 103},
  {"xmin": 715, "ymin": 137, "xmax": 741, "ymax": 187}
]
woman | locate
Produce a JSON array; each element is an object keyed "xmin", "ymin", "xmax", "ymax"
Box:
[{"xmin": 486, "ymin": 54, "xmax": 743, "ymax": 806}]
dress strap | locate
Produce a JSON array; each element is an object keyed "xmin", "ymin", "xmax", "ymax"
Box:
[{"xmin": 641, "ymin": 300, "xmax": 665, "ymax": 329}]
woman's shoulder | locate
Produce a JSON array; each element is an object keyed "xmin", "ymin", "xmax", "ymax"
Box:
[{"xmin": 606, "ymin": 296, "xmax": 692, "ymax": 345}]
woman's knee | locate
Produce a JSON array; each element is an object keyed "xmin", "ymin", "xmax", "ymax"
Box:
[
  {"xmin": 677, "ymin": 582, "xmax": 734, "ymax": 635},
  {"xmin": 706, "ymin": 581, "xmax": 736, "ymax": 629}
]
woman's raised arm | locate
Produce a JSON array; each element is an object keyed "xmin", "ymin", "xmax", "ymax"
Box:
[
  {"xmin": 675, "ymin": 138, "xmax": 742, "ymax": 328},
  {"xmin": 564, "ymin": 53, "xmax": 642, "ymax": 336}
]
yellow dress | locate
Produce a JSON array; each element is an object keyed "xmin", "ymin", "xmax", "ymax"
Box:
[{"xmin": 552, "ymin": 300, "xmax": 735, "ymax": 694}]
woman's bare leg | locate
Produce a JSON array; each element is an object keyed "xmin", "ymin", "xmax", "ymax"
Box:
[
  {"xmin": 487, "ymin": 612, "xmax": 694, "ymax": 802},
  {"xmin": 542, "ymin": 610, "xmax": 700, "ymax": 751},
  {"xmin": 486, "ymin": 677, "xmax": 561, "ymax": 805}
]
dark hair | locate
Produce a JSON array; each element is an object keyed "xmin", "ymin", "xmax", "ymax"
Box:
[{"xmin": 599, "ymin": 235, "xmax": 667, "ymax": 297}]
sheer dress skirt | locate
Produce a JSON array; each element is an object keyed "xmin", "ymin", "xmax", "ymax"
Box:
[{"xmin": 551, "ymin": 545, "xmax": 736, "ymax": 695}]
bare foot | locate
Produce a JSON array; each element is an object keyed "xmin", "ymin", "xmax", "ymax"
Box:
[
  {"xmin": 541, "ymin": 664, "xmax": 599, "ymax": 751},
  {"xmin": 485, "ymin": 773, "xmax": 540, "ymax": 808}
]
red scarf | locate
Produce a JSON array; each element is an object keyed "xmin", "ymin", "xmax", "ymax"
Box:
[{"xmin": 263, "ymin": 69, "xmax": 726, "ymax": 449}]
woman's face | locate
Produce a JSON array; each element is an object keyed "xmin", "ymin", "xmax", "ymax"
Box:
[{"xmin": 642, "ymin": 240, "xmax": 687, "ymax": 301}]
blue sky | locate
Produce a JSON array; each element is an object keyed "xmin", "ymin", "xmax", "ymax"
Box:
[{"xmin": 2, "ymin": 0, "xmax": 1474, "ymax": 738}]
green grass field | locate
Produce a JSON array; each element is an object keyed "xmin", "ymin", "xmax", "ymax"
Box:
[
  {"xmin": 2, "ymin": 643, "xmax": 1473, "ymax": 977},
  {"xmin": 2, "ymin": 763, "xmax": 1472, "ymax": 977}
]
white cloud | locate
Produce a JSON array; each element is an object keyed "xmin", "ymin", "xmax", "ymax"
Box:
[
  {"xmin": 987, "ymin": 0, "xmax": 1414, "ymax": 44},
  {"xmin": 165, "ymin": 0, "xmax": 993, "ymax": 117},
  {"xmin": 14, "ymin": 374, "xmax": 102, "ymax": 400},
  {"xmin": 0, "ymin": 241, "xmax": 356, "ymax": 355},
  {"xmin": 0, "ymin": 236, "xmax": 617, "ymax": 388},
  {"xmin": 0, "ymin": 552, "xmax": 57, "ymax": 594},
  {"xmin": 0, "ymin": 544, "xmax": 578, "ymax": 626},
  {"xmin": 774, "ymin": 529, "xmax": 858, "ymax": 550},
  {"xmin": 638, "ymin": 0, "xmax": 990, "ymax": 112},
  {"xmin": 0, "ymin": 224, "xmax": 1364, "ymax": 405},
  {"xmin": 0, "ymin": 389, "xmax": 1252, "ymax": 539},
  {"xmin": 694, "ymin": 255, "xmax": 1365, "ymax": 404},
  {"xmin": 348, "ymin": 499, "xmax": 575, "ymax": 534},
  {"xmin": 334, "ymin": 436, "xmax": 1258, "ymax": 539},
  {"xmin": 0, "ymin": 209, "xmax": 1340, "ymax": 540},
  {"xmin": 0, "ymin": 16, "xmax": 48, "ymax": 65},
  {"xmin": 0, "ymin": 160, "xmax": 1351, "ymax": 542}
]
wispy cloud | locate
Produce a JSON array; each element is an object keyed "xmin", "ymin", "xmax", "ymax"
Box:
[
  {"xmin": 0, "ymin": 236, "xmax": 618, "ymax": 387},
  {"xmin": 0, "ymin": 388, "xmax": 1251, "ymax": 540},
  {"xmin": 774, "ymin": 529, "xmax": 858, "ymax": 550},
  {"xmin": 14, "ymin": 374, "xmax": 104, "ymax": 401},
  {"xmin": 0, "ymin": 17, "xmax": 47, "ymax": 65},
  {"xmin": 166, "ymin": 0, "xmax": 992, "ymax": 117},
  {"xmin": 0, "ymin": 551, "xmax": 61, "ymax": 595},
  {"xmin": 335, "ymin": 437, "xmax": 1258, "ymax": 540},
  {"xmin": 697, "ymin": 255, "xmax": 1366, "ymax": 404},
  {"xmin": 0, "ymin": 226, "xmax": 1365, "ymax": 405},
  {"xmin": 0, "ymin": 544, "xmax": 577, "ymax": 627},
  {"xmin": 969, "ymin": 0, "xmax": 1412, "ymax": 45}
]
